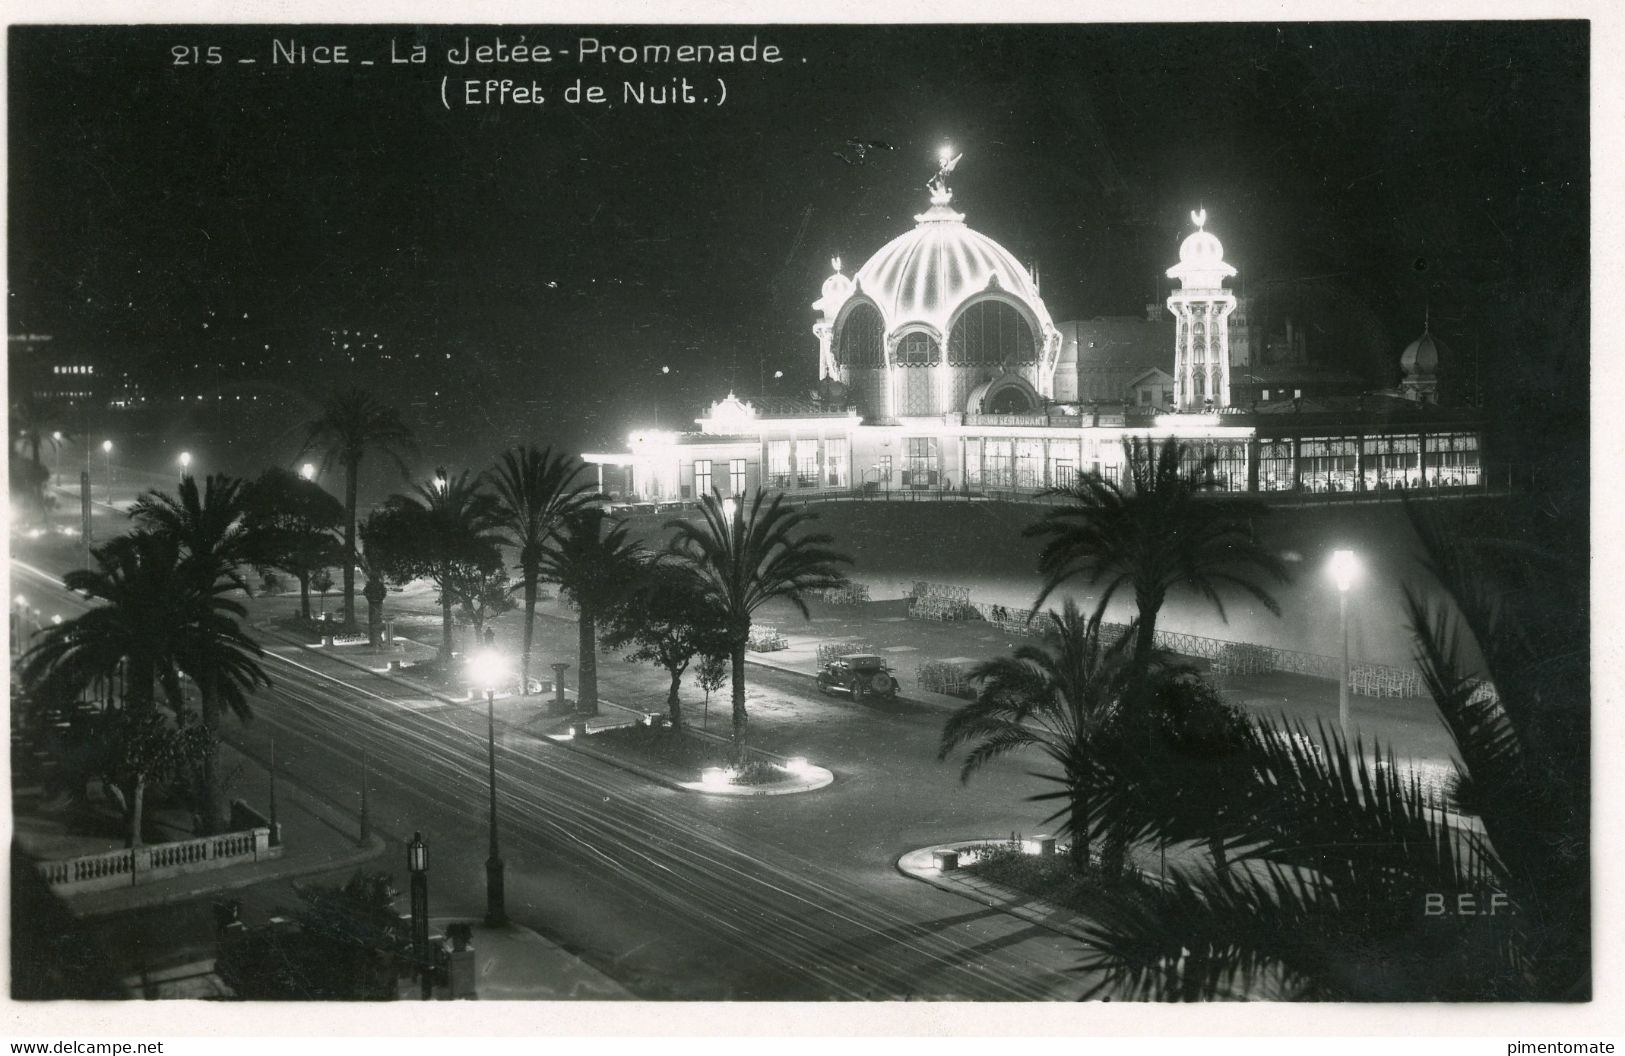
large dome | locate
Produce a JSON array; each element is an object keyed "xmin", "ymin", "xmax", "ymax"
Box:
[{"xmin": 850, "ymin": 201, "xmax": 1053, "ymax": 334}]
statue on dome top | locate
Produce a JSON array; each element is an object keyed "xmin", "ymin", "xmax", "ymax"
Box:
[{"xmin": 928, "ymin": 147, "xmax": 962, "ymax": 203}]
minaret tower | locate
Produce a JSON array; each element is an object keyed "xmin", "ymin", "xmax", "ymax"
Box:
[
  {"xmin": 811, "ymin": 256, "xmax": 852, "ymax": 380},
  {"xmin": 1165, "ymin": 209, "xmax": 1239, "ymax": 410}
]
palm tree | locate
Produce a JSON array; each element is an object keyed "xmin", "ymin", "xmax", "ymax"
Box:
[
  {"xmin": 20, "ymin": 532, "xmax": 269, "ymax": 843},
  {"xmin": 938, "ymin": 601, "xmax": 1132, "ymax": 873},
  {"xmin": 243, "ymin": 467, "xmax": 346, "ymax": 621},
  {"xmin": 297, "ymin": 389, "xmax": 417, "ymax": 628},
  {"xmin": 378, "ymin": 471, "xmax": 503, "ymax": 664},
  {"xmin": 483, "ymin": 446, "xmax": 596, "ymax": 695},
  {"xmin": 129, "ymin": 474, "xmax": 262, "ymax": 832},
  {"xmin": 535, "ymin": 507, "xmax": 642, "ymax": 716},
  {"xmin": 1072, "ymin": 493, "xmax": 1589, "ymax": 1000},
  {"xmin": 665, "ymin": 490, "xmax": 850, "ymax": 752},
  {"xmin": 1026, "ymin": 438, "xmax": 1289, "ymax": 666}
]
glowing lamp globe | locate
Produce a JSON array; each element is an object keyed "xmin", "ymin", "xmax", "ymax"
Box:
[
  {"xmin": 179, "ymin": 451, "xmax": 192, "ymax": 469},
  {"xmin": 1329, "ymin": 550, "xmax": 1359, "ymax": 593},
  {"xmin": 469, "ymin": 648, "xmax": 507, "ymax": 690},
  {"xmin": 722, "ymin": 498, "xmax": 738, "ymax": 523},
  {"xmin": 101, "ymin": 440, "xmax": 113, "ymax": 453},
  {"xmin": 299, "ymin": 463, "xmax": 316, "ymax": 481}
]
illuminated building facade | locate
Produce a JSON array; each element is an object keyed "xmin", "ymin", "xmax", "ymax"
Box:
[{"xmin": 584, "ymin": 158, "xmax": 1486, "ymax": 502}]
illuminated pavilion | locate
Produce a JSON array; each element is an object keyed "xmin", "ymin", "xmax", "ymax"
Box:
[{"xmin": 583, "ymin": 156, "xmax": 1486, "ymax": 503}]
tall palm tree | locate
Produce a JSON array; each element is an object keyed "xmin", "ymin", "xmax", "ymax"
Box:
[
  {"xmin": 1073, "ymin": 493, "xmax": 1589, "ymax": 1001},
  {"xmin": 938, "ymin": 601, "xmax": 1139, "ymax": 872},
  {"xmin": 483, "ymin": 446, "xmax": 597, "ymax": 695},
  {"xmin": 297, "ymin": 388, "xmax": 417, "ymax": 628},
  {"xmin": 665, "ymin": 489, "xmax": 850, "ymax": 752},
  {"xmin": 535, "ymin": 507, "xmax": 642, "ymax": 716},
  {"xmin": 1026, "ymin": 438, "xmax": 1289, "ymax": 665},
  {"xmin": 129, "ymin": 474, "xmax": 262, "ymax": 832},
  {"xmin": 21, "ymin": 532, "xmax": 269, "ymax": 843},
  {"xmin": 380, "ymin": 470, "xmax": 503, "ymax": 664}
]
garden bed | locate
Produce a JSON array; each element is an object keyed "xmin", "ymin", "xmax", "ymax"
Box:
[
  {"xmin": 583, "ymin": 723, "xmax": 790, "ymax": 787},
  {"xmin": 959, "ymin": 839, "xmax": 1148, "ymax": 915}
]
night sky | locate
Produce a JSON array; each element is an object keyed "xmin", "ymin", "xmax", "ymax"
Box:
[{"xmin": 7, "ymin": 21, "xmax": 1589, "ymax": 478}]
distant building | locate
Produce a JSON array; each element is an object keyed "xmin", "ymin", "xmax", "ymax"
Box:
[{"xmin": 584, "ymin": 156, "xmax": 1487, "ymax": 501}]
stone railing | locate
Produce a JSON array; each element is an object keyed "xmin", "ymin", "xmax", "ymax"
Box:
[{"xmin": 36, "ymin": 826, "xmax": 280, "ymax": 895}]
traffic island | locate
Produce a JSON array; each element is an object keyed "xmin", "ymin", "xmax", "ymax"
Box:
[
  {"xmin": 550, "ymin": 720, "xmax": 834, "ymax": 797},
  {"xmin": 897, "ymin": 839, "xmax": 1119, "ymax": 943}
]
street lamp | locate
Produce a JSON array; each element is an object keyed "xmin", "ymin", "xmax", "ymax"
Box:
[
  {"xmin": 101, "ymin": 440, "xmax": 114, "ymax": 504},
  {"xmin": 433, "ymin": 466, "xmax": 449, "ymax": 494},
  {"xmin": 406, "ymin": 831, "xmax": 431, "ymax": 1000},
  {"xmin": 468, "ymin": 647, "xmax": 508, "ymax": 926},
  {"xmin": 1329, "ymin": 549, "xmax": 1359, "ymax": 743},
  {"xmin": 722, "ymin": 497, "xmax": 738, "ymax": 525},
  {"xmin": 299, "ymin": 462, "xmax": 317, "ymax": 481},
  {"xmin": 178, "ymin": 451, "xmax": 192, "ymax": 479},
  {"xmin": 51, "ymin": 432, "xmax": 62, "ymax": 486}
]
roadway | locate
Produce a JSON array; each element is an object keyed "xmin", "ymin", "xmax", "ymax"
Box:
[{"xmin": 10, "ymin": 549, "xmax": 1096, "ymax": 1001}]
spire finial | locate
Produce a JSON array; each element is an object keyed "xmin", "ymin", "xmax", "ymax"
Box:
[
  {"xmin": 1424, "ymin": 302, "xmax": 1430, "ymax": 333},
  {"xmin": 1192, "ymin": 207, "xmax": 1208, "ymax": 230},
  {"xmin": 831, "ymin": 256, "xmax": 843, "ymax": 274}
]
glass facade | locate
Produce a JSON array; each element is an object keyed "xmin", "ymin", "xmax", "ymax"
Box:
[
  {"xmin": 795, "ymin": 440, "xmax": 819, "ymax": 487},
  {"xmin": 835, "ymin": 303, "xmax": 883, "ymax": 366},
  {"xmin": 1297, "ymin": 436, "xmax": 1360, "ymax": 493},
  {"xmin": 1015, "ymin": 440, "xmax": 1044, "ymax": 489},
  {"xmin": 1258, "ymin": 440, "xmax": 1294, "ymax": 491},
  {"xmin": 767, "ymin": 440, "xmax": 792, "ymax": 488},
  {"xmin": 904, "ymin": 436, "xmax": 938, "ymax": 489},
  {"xmin": 1425, "ymin": 432, "xmax": 1480, "ymax": 487},
  {"xmin": 1362, "ymin": 435, "xmax": 1421, "ymax": 489},
  {"xmin": 825, "ymin": 436, "xmax": 848, "ymax": 487}
]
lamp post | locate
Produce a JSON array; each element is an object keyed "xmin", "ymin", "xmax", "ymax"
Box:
[
  {"xmin": 406, "ymin": 831, "xmax": 431, "ymax": 1000},
  {"xmin": 1329, "ymin": 549, "xmax": 1359, "ymax": 743},
  {"xmin": 178, "ymin": 451, "xmax": 192, "ymax": 480},
  {"xmin": 469, "ymin": 647, "xmax": 507, "ymax": 927},
  {"xmin": 11, "ymin": 595, "xmax": 27, "ymax": 658},
  {"xmin": 101, "ymin": 440, "xmax": 113, "ymax": 504},
  {"xmin": 51, "ymin": 432, "xmax": 62, "ymax": 487}
]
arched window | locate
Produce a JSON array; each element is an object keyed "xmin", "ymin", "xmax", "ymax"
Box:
[
  {"xmin": 835, "ymin": 303, "xmax": 884, "ymax": 368},
  {"xmin": 987, "ymin": 385, "xmax": 1036, "ymax": 414},
  {"xmin": 895, "ymin": 331, "xmax": 939, "ymax": 366},
  {"xmin": 948, "ymin": 299, "xmax": 1036, "ymax": 366}
]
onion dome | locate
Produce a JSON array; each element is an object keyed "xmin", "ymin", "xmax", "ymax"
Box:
[
  {"xmin": 817, "ymin": 374, "xmax": 850, "ymax": 406},
  {"xmin": 1400, "ymin": 319, "xmax": 1445, "ymax": 376},
  {"xmin": 1166, "ymin": 208, "xmax": 1238, "ymax": 289}
]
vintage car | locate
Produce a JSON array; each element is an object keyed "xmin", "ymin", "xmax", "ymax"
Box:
[{"xmin": 815, "ymin": 654, "xmax": 901, "ymax": 700}]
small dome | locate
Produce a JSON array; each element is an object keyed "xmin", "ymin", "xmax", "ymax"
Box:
[
  {"xmin": 1165, "ymin": 208, "xmax": 1237, "ymax": 289},
  {"xmin": 1401, "ymin": 327, "xmax": 1445, "ymax": 376},
  {"xmin": 821, "ymin": 258, "xmax": 853, "ymax": 303},
  {"xmin": 817, "ymin": 374, "xmax": 850, "ymax": 405}
]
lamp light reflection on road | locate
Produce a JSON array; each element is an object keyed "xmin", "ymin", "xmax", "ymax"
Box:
[{"xmin": 1329, "ymin": 549, "xmax": 1359, "ymax": 742}]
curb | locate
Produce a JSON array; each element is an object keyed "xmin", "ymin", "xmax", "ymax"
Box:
[{"xmin": 894, "ymin": 841, "xmax": 1097, "ymax": 944}]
